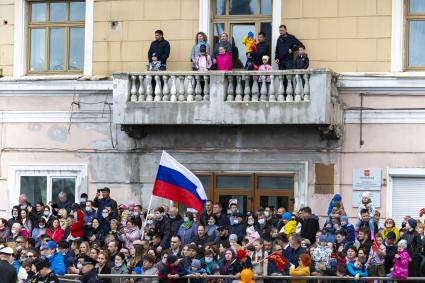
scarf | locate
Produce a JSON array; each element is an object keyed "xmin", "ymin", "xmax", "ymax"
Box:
[
  {"xmin": 182, "ymin": 221, "xmax": 192, "ymax": 230},
  {"xmin": 197, "ymin": 40, "xmax": 206, "ymax": 48}
]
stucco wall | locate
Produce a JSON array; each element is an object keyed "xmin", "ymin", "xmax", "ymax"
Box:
[
  {"xmin": 282, "ymin": 0, "xmax": 392, "ymax": 72},
  {"xmin": 0, "ymin": 0, "xmax": 14, "ymax": 76}
]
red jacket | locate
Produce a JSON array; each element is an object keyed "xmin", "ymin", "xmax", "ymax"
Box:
[
  {"xmin": 69, "ymin": 210, "xmax": 84, "ymax": 238},
  {"xmin": 47, "ymin": 227, "xmax": 65, "ymax": 243}
]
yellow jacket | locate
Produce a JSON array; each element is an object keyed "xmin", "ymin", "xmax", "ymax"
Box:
[
  {"xmin": 381, "ymin": 226, "xmax": 400, "ymax": 242},
  {"xmin": 242, "ymin": 35, "xmax": 255, "ymax": 53},
  {"xmin": 289, "ymin": 265, "xmax": 310, "ymax": 283},
  {"xmin": 280, "ymin": 220, "xmax": 297, "ymax": 239}
]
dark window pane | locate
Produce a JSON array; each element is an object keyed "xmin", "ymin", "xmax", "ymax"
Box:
[
  {"xmin": 219, "ymin": 195, "xmax": 247, "ymax": 215},
  {"xmin": 213, "ymin": 23, "xmax": 225, "ymax": 47},
  {"xmin": 216, "ymin": 175, "xmax": 251, "ymax": 189},
  {"xmin": 409, "ymin": 21, "xmax": 425, "ymax": 67},
  {"xmin": 31, "ymin": 3, "xmax": 47, "ymax": 22},
  {"xmin": 70, "ymin": 1, "xmax": 85, "ymax": 21},
  {"xmin": 49, "ymin": 28, "xmax": 65, "ymax": 71},
  {"xmin": 69, "ymin": 27, "xmax": 85, "ymax": 70},
  {"xmin": 260, "ymin": 22, "xmax": 272, "ymax": 53},
  {"xmin": 21, "ymin": 176, "xmax": 47, "ymax": 205},
  {"xmin": 257, "ymin": 176, "xmax": 294, "ymax": 190},
  {"xmin": 261, "ymin": 0, "xmax": 272, "ymax": 15},
  {"xmin": 196, "ymin": 175, "xmax": 211, "ymax": 190},
  {"xmin": 230, "ymin": 0, "xmax": 257, "ymax": 15},
  {"xmin": 52, "ymin": 178, "xmax": 76, "ymax": 203},
  {"xmin": 410, "ymin": 0, "xmax": 425, "ymax": 13},
  {"xmin": 232, "ymin": 24, "xmax": 255, "ymax": 69},
  {"xmin": 50, "ymin": 2, "xmax": 66, "ymax": 21},
  {"xmin": 260, "ymin": 196, "xmax": 289, "ymax": 211},
  {"xmin": 30, "ymin": 29, "xmax": 46, "ymax": 71},
  {"xmin": 216, "ymin": 0, "xmax": 226, "ymax": 15}
]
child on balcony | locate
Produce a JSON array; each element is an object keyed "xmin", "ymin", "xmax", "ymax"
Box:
[
  {"xmin": 194, "ymin": 44, "xmax": 212, "ymax": 71},
  {"xmin": 216, "ymin": 46, "xmax": 233, "ymax": 71},
  {"xmin": 147, "ymin": 53, "xmax": 162, "ymax": 71},
  {"xmin": 258, "ymin": 55, "xmax": 272, "ymax": 84},
  {"xmin": 295, "ymin": 45, "xmax": 309, "ymax": 69}
]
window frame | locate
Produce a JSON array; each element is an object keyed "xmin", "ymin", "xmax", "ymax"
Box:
[
  {"xmin": 27, "ymin": 0, "xmax": 85, "ymax": 74},
  {"xmin": 404, "ymin": 0, "xmax": 425, "ymax": 70}
]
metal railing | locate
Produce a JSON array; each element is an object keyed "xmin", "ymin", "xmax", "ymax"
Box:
[{"xmin": 60, "ymin": 273, "xmax": 425, "ymax": 282}]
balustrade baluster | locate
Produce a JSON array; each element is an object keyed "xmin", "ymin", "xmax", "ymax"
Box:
[
  {"xmin": 268, "ymin": 75, "xmax": 276, "ymax": 101},
  {"xmin": 277, "ymin": 75, "xmax": 285, "ymax": 102},
  {"xmin": 235, "ymin": 76, "xmax": 243, "ymax": 101},
  {"xmin": 186, "ymin": 75, "xmax": 194, "ymax": 101},
  {"xmin": 130, "ymin": 75, "xmax": 137, "ymax": 102},
  {"xmin": 251, "ymin": 76, "xmax": 259, "ymax": 102},
  {"xmin": 260, "ymin": 76, "xmax": 268, "ymax": 101},
  {"xmin": 227, "ymin": 75, "xmax": 235, "ymax": 101},
  {"xmin": 203, "ymin": 75, "xmax": 210, "ymax": 101},
  {"xmin": 145, "ymin": 75, "xmax": 153, "ymax": 101},
  {"xmin": 178, "ymin": 76, "xmax": 186, "ymax": 101},
  {"xmin": 162, "ymin": 75, "xmax": 170, "ymax": 101},
  {"xmin": 285, "ymin": 74, "xmax": 293, "ymax": 102},
  {"xmin": 170, "ymin": 75, "xmax": 177, "ymax": 102},
  {"xmin": 243, "ymin": 75, "xmax": 251, "ymax": 101},
  {"xmin": 154, "ymin": 75, "xmax": 162, "ymax": 101},
  {"xmin": 303, "ymin": 74, "xmax": 310, "ymax": 101},
  {"xmin": 138, "ymin": 75, "xmax": 145, "ymax": 102},
  {"xmin": 294, "ymin": 74, "xmax": 302, "ymax": 102},
  {"xmin": 195, "ymin": 75, "xmax": 203, "ymax": 101}
]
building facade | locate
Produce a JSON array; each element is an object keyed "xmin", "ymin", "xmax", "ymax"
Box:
[{"xmin": 0, "ymin": 0, "xmax": 424, "ymax": 225}]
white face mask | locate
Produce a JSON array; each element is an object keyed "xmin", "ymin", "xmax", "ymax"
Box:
[
  {"xmin": 248, "ymin": 220, "xmax": 255, "ymax": 225},
  {"xmin": 86, "ymin": 207, "xmax": 92, "ymax": 212},
  {"xmin": 147, "ymin": 220, "xmax": 154, "ymax": 225},
  {"xmin": 233, "ymin": 219, "xmax": 239, "ymax": 225},
  {"xmin": 102, "ymin": 213, "xmax": 108, "ymax": 218},
  {"xmin": 81, "ymin": 198, "xmax": 87, "ymax": 202},
  {"xmin": 93, "ymin": 224, "xmax": 99, "ymax": 229},
  {"xmin": 115, "ymin": 261, "xmax": 122, "ymax": 267},
  {"xmin": 258, "ymin": 219, "xmax": 265, "ymax": 225},
  {"xmin": 11, "ymin": 229, "xmax": 17, "ymax": 234},
  {"xmin": 184, "ymin": 217, "xmax": 190, "ymax": 222},
  {"xmin": 208, "ymin": 221, "xmax": 215, "ymax": 226},
  {"xmin": 44, "ymin": 211, "xmax": 50, "ymax": 216},
  {"xmin": 264, "ymin": 212, "xmax": 270, "ymax": 218},
  {"xmin": 74, "ymin": 212, "xmax": 78, "ymax": 219},
  {"xmin": 77, "ymin": 263, "xmax": 83, "ymax": 269},
  {"xmin": 39, "ymin": 224, "xmax": 45, "ymax": 229}
]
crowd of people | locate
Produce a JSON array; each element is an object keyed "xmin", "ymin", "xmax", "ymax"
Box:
[
  {"xmin": 147, "ymin": 25, "xmax": 309, "ymax": 72},
  {"xmin": 0, "ymin": 188, "xmax": 425, "ymax": 283}
]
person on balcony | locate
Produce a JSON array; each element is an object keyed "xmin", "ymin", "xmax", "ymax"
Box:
[
  {"xmin": 275, "ymin": 24, "xmax": 302, "ymax": 70},
  {"xmin": 213, "ymin": 32, "xmax": 232, "ymax": 63},
  {"xmin": 216, "ymin": 46, "xmax": 233, "ymax": 71},
  {"xmin": 191, "ymin": 32, "xmax": 211, "ymax": 71},
  {"xmin": 148, "ymin": 30, "xmax": 170, "ymax": 70},
  {"xmin": 250, "ymin": 32, "xmax": 270, "ymax": 69}
]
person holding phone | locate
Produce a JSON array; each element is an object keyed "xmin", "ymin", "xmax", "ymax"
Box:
[{"xmin": 93, "ymin": 187, "xmax": 118, "ymax": 220}]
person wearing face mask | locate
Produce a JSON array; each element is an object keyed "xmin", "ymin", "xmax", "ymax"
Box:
[
  {"xmin": 77, "ymin": 253, "xmax": 100, "ymax": 283},
  {"xmin": 42, "ymin": 240, "xmax": 65, "ymax": 276},
  {"xmin": 41, "ymin": 205, "xmax": 56, "ymax": 228},
  {"xmin": 118, "ymin": 218, "xmax": 141, "ymax": 250},
  {"xmin": 154, "ymin": 207, "xmax": 171, "ymax": 253},
  {"xmin": 178, "ymin": 212, "xmax": 198, "ymax": 245},
  {"xmin": 400, "ymin": 218, "xmax": 423, "ymax": 282},
  {"xmin": 254, "ymin": 213, "xmax": 271, "ymax": 239},
  {"xmin": 87, "ymin": 218, "xmax": 104, "ymax": 243},
  {"xmin": 83, "ymin": 201, "xmax": 97, "ymax": 228},
  {"xmin": 111, "ymin": 253, "xmax": 128, "ymax": 283},
  {"xmin": 67, "ymin": 205, "xmax": 84, "ymax": 241},
  {"xmin": 79, "ymin": 193, "xmax": 88, "ymax": 209},
  {"xmin": 383, "ymin": 231, "xmax": 397, "ymax": 275},
  {"xmin": 168, "ymin": 207, "xmax": 184, "ymax": 237},
  {"xmin": 31, "ymin": 218, "xmax": 48, "ymax": 246},
  {"xmin": 229, "ymin": 212, "xmax": 246, "ymax": 244},
  {"xmin": 205, "ymin": 215, "xmax": 219, "ymax": 242}
]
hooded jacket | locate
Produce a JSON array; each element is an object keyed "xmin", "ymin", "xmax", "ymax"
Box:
[
  {"xmin": 391, "ymin": 249, "xmax": 409, "ymax": 279},
  {"xmin": 47, "ymin": 252, "xmax": 66, "ymax": 275},
  {"xmin": 381, "ymin": 226, "xmax": 400, "ymax": 242},
  {"xmin": 327, "ymin": 194, "xmax": 342, "ymax": 216},
  {"xmin": 280, "ymin": 220, "xmax": 297, "ymax": 239},
  {"xmin": 69, "ymin": 210, "xmax": 84, "ymax": 239}
]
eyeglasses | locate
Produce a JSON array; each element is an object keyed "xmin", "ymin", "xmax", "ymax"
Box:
[
  {"xmin": 16, "ymin": 241, "xmax": 24, "ymax": 244},
  {"xmin": 27, "ymin": 255, "xmax": 34, "ymax": 258}
]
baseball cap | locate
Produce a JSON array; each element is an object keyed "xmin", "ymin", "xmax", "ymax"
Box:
[
  {"xmin": 42, "ymin": 240, "xmax": 57, "ymax": 250},
  {"xmin": 0, "ymin": 247, "xmax": 13, "ymax": 255}
]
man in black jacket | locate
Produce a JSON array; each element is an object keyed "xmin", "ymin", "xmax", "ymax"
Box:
[
  {"xmin": 154, "ymin": 207, "xmax": 171, "ymax": 252},
  {"xmin": 168, "ymin": 207, "xmax": 183, "ymax": 236},
  {"xmin": 250, "ymin": 32, "xmax": 270, "ymax": 67},
  {"xmin": 299, "ymin": 206, "xmax": 320, "ymax": 244},
  {"xmin": 0, "ymin": 247, "xmax": 17, "ymax": 283},
  {"xmin": 148, "ymin": 29, "xmax": 170, "ymax": 69},
  {"xmin": 400, "ymin": 218, "xmax": 423, "ymax": 282},
  {"xmin": 274, "ymin": 24, "xmax": 302, "ymax": 70}
]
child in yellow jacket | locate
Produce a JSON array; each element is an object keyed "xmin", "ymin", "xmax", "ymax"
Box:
[
  {"xmin": 289, "ymin": 254, "xmax": 311, "ymax": 283},
  {"xmin": 242, "ymin": 32, "xmax": 256, "ymax": 53},
  {"xmin": 280, "ymin": 212, "xmax": 297, "ymax": 239}
]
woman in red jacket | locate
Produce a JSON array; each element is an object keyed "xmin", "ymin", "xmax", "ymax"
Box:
[
  {"xmin": 47, "ymin": 218, "xmax": 64, "ymax": 243},
  {"xmin": 68, "ymin": 209, "xmax": 85, "ymax": 240}
]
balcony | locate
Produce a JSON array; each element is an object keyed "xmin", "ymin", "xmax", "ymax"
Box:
[{"xmin": 113, "ymin": 69, "xmax": 343, "ymax": 137}]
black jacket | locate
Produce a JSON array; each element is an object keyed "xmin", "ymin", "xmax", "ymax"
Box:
[
  {"xmin": 93, "ymin": 197, "xmax": 118, "ymax": 219},
  {"xmin": 200, "ymin": 211, "xmax": 214, "ymax": 226},
  {"xmin": 401, "ymin": 230, "xmax": 423, "ymax": 259},
  {"xmin": 169, "ymin": 215, "xmax": 184, "ymax": 237},
  {"xmin": 148, "ymin": 39, "xmax": 171, "ymax": 64},
  {"xmin": 216, "ymin": 213, "xmax": 230, "ymax": 228},
  {"xmin": 295, "ymin": 55, "xmax": 309, "ymax": 69},
  {"xmin": 384, "ymin": 243, "xmax": 397, "ymax": 274},
  {"xmin": 275, "ymin": 34, "xmax": 302, "ymax": 62},
  {"xmin": 155, "ymin": 217, "xmax": 171, "ymax": 249},
  {"xmin": 299, "ymin": 214, "xmax": 320, "ymax": 244},
  {"xmin": 283, "ymin": 245, "xmax": 307, "ymax": 267},
  {"xmin": 251, "ymin": 41, "xmax": 271, "ymax": 66},
  {"xmin": 81, "ymin": 268, "xmax": 100, "ymax": 283},
  {"xmin": 32, "ymin": 271, "xmax": 59, "ymax": 283},
  {"xmin": 0, "ymin": 260, "xmax": 17, "ymax": 283}
]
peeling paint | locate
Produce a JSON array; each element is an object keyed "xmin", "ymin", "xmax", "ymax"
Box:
[{"xmin": 47, "ymin": 126, "xmax": 68, "ymax": 143}]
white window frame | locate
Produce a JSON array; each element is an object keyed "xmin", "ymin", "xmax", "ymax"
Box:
[
  {"xmin": 386, "ymin": 167, "xmax": 425, "ymax": 218},
  {"xmin": 8, "ymin": 164, "xmax": 88, "ymax": 215},
  {"xmin": 13, "ymin": 0, "xmax": 93, "ymax": 77},
  {"xmin": 391, "ymin": 0, "xmax": 404, "ymax": 72}
]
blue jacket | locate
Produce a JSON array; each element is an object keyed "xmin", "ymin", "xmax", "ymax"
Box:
[
  {"xmin": 83, "ymin": 209, "xmax": 97, "ymax": 226},
  {"xmin": 283, "ymin": 246, "xmax": 307, "ymax": 267},
  {"xmin": 229, "ymin": 223, "xmax": 246, "ymax": 244},
  {"xmin": 346, "ymin": 261, "xmax": 368, "ymax": 283},
  {"xmin": 178, "ymin": 222, "xmax": 198, "ymax": 245},
  {"xmin": 47, "ymin": 252, "xmax": 66, "ymax": 275},
  {"xmin": 342, "ymin": 223, "xmax": 356, "ymax": 243}
]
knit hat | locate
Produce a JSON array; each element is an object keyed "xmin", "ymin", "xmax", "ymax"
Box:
[
  {"xmin": 200, "ymin": 44, "xmax": 207, "ymax": 52},
  {"xmin": 341, "ymin": 216, "xmax": 349, "ymax": 223},
  {"xmin": 333, "ymin": 194, "xmax": 342, "ymax": 202},
  {"xmin": 262, "ymin": 55, "xmax": 270, "ymax": 61},
  {"xmin": 282, "ymin": 212, "xmax": 292, "ymax": 221},
  {"xmin": 192, "ymin": 259, "xmax": 202, "ymax": 268},
  {"xmin": 237, "ymin": 249, "xmax": 247, "ymax": 260},
  {"xmin": 398, "ymin": 239, "xmax": 407, "ymax": 250},
  {"xmin": 362, "ymin": 192, "xmax": 370, "ymax": 199},
  {"xmin": 248, "ymin": 31, "xmax": 254, "ymax": 38},
  {"xmin": 229, "ymin": 234, "xmax": 238, "ymax": 242},
  {"xmin": 408, "ymin": 218, "xmax": 417, "ymax": 229},
  {"xmin": 386, "ymin": 231, "xmax": 396, "ymax": 241},
  {"xmin": 167, "ymin": 254, "xmax": 178, "ymax": 265}
]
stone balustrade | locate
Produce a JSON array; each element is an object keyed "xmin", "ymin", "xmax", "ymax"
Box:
[{"xmin": 113, "ymin": 69, "xmax": 342, "ymax": 127}]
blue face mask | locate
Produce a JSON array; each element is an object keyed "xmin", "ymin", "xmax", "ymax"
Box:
[{"xmin": 205, "ymin": 257, "xmax": 213, "ymax": 263}]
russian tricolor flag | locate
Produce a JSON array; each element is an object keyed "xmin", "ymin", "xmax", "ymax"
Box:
[{"xmin": 152, "ymin": 151, "xmax": 207, "ymax": 213}]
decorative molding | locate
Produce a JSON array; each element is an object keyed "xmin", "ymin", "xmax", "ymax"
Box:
[
  {"xmin": 0, "ymin": 111, "xmax": 110, "ymax": 123},
  {"xmin": 199, "ymin": 0, "xmax": 211, "ymax": 39},
  {"xmin": 345, "ymin": 109, "xmax": 425, "ymax": 124},
  {"xmin": 391, "ymin": 0, "xmax": 404, "ymax": 72}
]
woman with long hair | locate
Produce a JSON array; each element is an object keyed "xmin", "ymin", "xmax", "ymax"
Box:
[
  {"xmin": 191, "ymin": 32, "xmax": 211, "ymax": 70},
  {"xmin": 97, "ymin": 251, "xmax": 112, "ymax": 283}
]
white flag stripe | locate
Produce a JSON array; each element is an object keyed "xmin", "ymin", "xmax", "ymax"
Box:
[{"xmin": 160, "ymin": 151, "xmax": 208, "ymax": 201}]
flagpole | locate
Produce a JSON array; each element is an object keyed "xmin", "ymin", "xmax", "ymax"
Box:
[{"xmin": 141, "ymin": 194, "xmax": 154, "ymax": 239}]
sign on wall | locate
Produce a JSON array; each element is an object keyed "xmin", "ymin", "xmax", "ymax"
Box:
[
  {"xmin": 352, "ymin": 191, "xmax": 381, "ymax": 208},
  {"xmin": 352, "ymin": 168, "xmax": 382, "ymax": 190}
]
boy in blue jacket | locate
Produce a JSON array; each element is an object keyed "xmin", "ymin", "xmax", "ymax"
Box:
[
  {"xmin": 341, "ymin": 216, "xmax": 356, "ymax": 243},
  {"xmin": 347, "ymin": 257, "xmax": 368, "ymax": 283}
]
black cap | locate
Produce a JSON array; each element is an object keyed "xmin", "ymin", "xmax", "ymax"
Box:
[
  {"xmin": 33, "ymin": 258, "xmax": 50, "ymax": 272},
  {"xmin": 387, "ymin": 231, "xmax": 396, "ymax": 240},
  {"xmin": 218, "ymin": 225, "xmax": 228, "ymax": 231},
  {"xmin": 80, "ymin": 193, "xmax": 88, "ymax": 198},
  {"xmin": 78, "ymin": 254, "xmax": 97, "ymax": 265},
  {"xmin": 200, "ymin": 44, "xmax": 207, "ymax": 52},
  {"xmin": 101, "ymin": 187, "xmax": 110, "ymax": 193}
]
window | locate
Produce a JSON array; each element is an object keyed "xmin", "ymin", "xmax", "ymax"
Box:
[
  {"xmin": 21, "ymin": 176, "xmax": 76, "ymax": 205},
  {"xmin": 406, "ymin": 0, "xmax": 425, "ymax": 69},
  {"xmin": 212, "ymin": 0, "xmax": 272, "ymax": 69},
  {"xmin": 28, "ymin": 0, "xmax": 85, "ymax": 73}
]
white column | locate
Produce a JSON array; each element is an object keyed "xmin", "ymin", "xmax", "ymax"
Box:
[
  {"xmin": 13, "ymin": 0, "xmax": 26, "ymax": 77},
  {"xmin": 272, "ymin": 0, "xmax": 282, "ymax": 69},
  {"xmin": 199, "ymin": 0, "xmax": 211, "ymax": 39},
  {"xmin": 84, "ymin": 0, "xmax": 94, "ymax": 76},
  {"xmin": 391, "ymin": 0, "xmax": 404, "ymax": 73}
]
